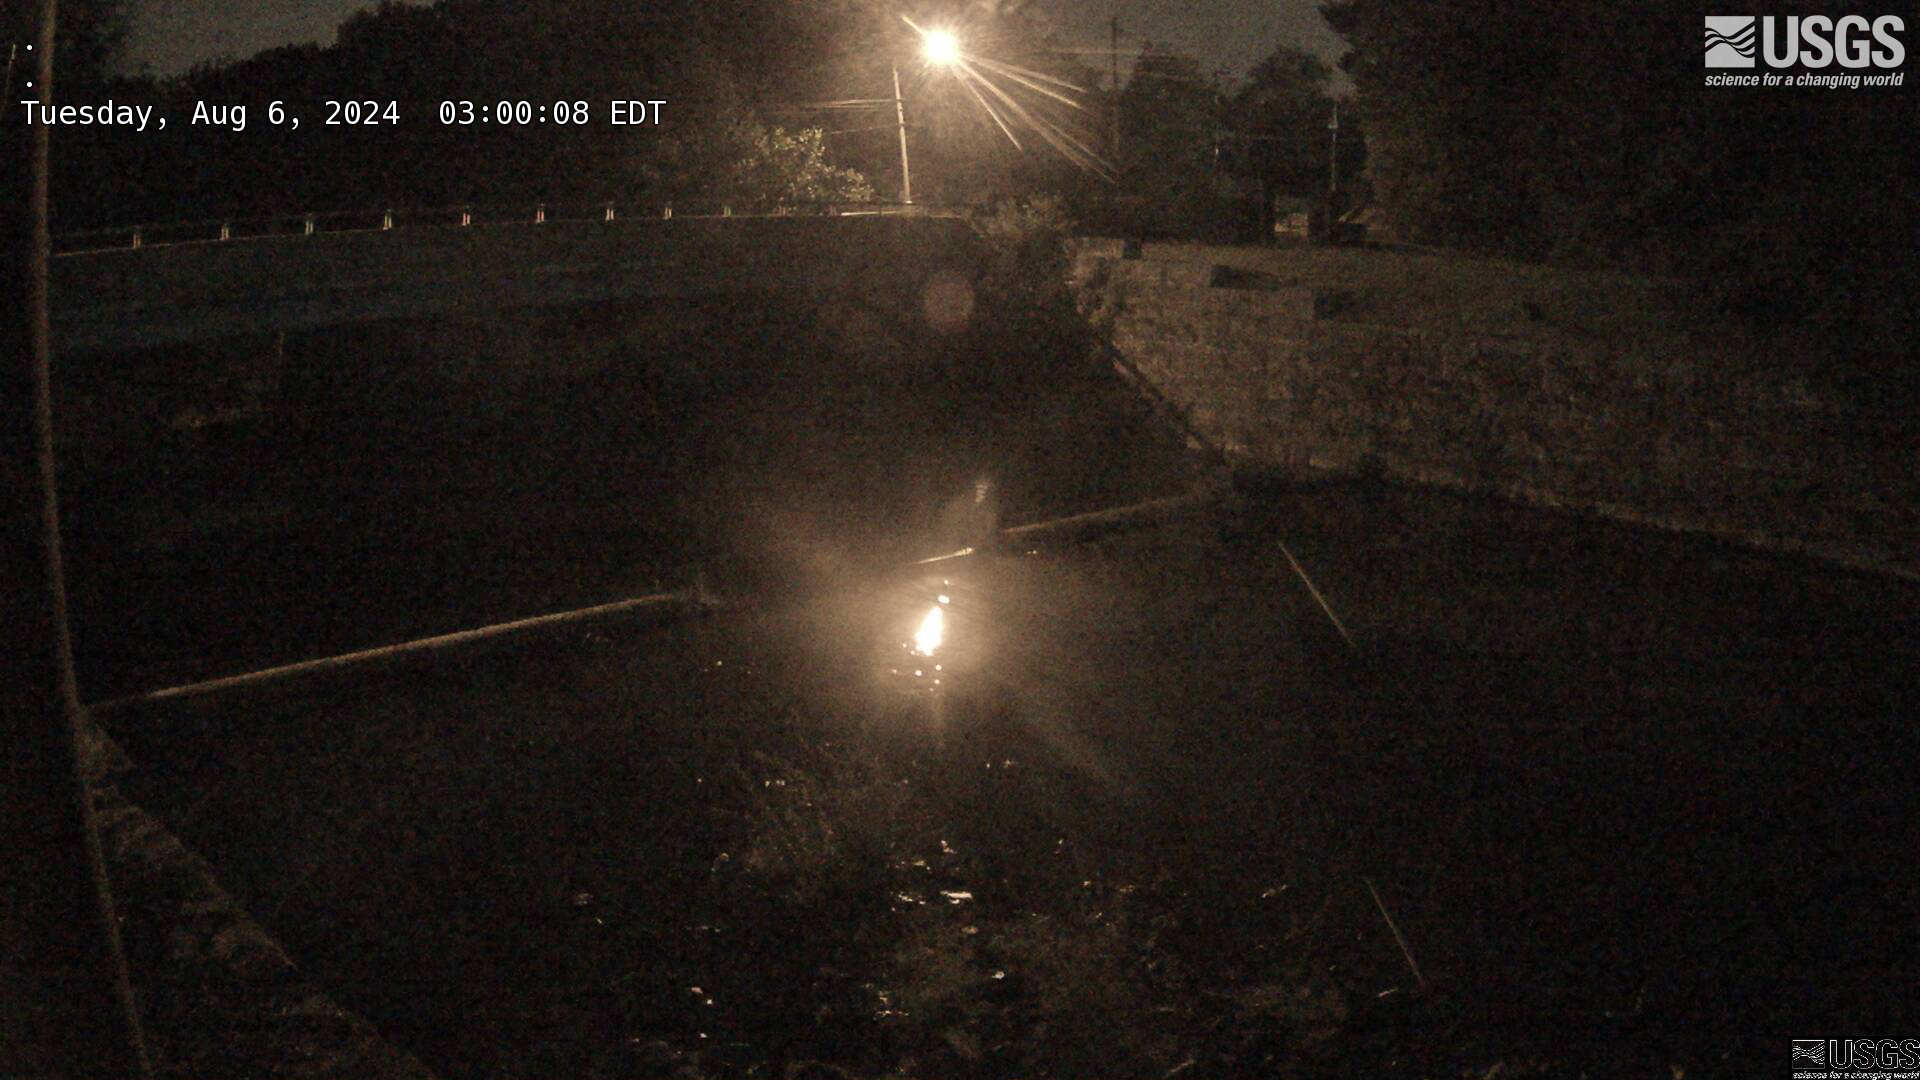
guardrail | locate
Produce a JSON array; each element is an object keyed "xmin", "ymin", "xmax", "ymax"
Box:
[{"xmin": 52, "ymin": 200, "xmax": 956, "ymax": 256}]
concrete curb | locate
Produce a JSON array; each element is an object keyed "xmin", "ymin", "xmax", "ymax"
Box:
[{"xmin": 1250, "ymin": 451, "xmax": 1920, "ymax": 585}]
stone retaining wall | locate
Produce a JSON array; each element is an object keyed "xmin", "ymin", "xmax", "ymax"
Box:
[
  {"xmin": 1073, "ymin": 240, "xmax": 1918, "ymax": 580},
  {"xmin": 72, "ymin": 723, "xmax": 440, "ymax": 1079}
]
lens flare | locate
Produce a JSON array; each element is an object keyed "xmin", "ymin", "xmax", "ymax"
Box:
[
  {"xmin": 924, "ymin": 29, "xmax": 961, "ymax": 65},
  {"xmin": 900, "ymin": 14, "xmax": 1112, "ymax": 180},
  {"xmin": 913, "ymin": 604, "xmax": 945, "ymax": 655}
]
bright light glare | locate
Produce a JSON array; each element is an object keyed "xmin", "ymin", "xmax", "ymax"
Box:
[
  {"xmin": 923, "ymin": 29, "xmax": 961, "ymax": 65},
  {"xmin": 913, "ymin": 604, "xmax": 945, "ymax": 655},
  {"xmin": 899, "ymin": 10, "xmax": 1114, "ymax": 180}
]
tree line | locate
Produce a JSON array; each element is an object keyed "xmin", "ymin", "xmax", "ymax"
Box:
[
  {"xmin": 18, "ymin": 0, "xmax": 1904, "ymax": 377},
  {"xmin": 22, "ymin": 0, "xmax": 1350, "ymax": 243},
  {"xmin": 1323, "ymin": 0, "xmax": 1913, "ymax": 379}
]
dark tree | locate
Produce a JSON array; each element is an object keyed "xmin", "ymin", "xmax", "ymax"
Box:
[
  {"xmin": 1321, "ymin": 0, "xmax": 1915, "ymax": 386},
  {"xmin": 1224, "ymin": 46, "xmax": 1346, "ymax": 237},
  {"xmin": 4, "ymin": 0, "xmax": 126, "ymax": 89},
  {"xmin": 1113, "ymin": 48, "xmax": 1231, "ymax": 238}
]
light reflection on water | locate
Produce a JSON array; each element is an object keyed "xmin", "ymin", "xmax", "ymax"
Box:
[
  {"xmin": 881, "ymin": 576, "xmax": 972, "ymax": 701},
  {"xmin": 913, "ymin": 604, "xmax": 945, "ymax": 656}
]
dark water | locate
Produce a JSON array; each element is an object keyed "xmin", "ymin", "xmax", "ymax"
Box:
[
  {"xmin": 103, "ymin": 473, "xmax": 1920, "ymax": 1077},
  {"xmin": 60, "ymin": 298, "xmax": 1190, "ymax": 702}
]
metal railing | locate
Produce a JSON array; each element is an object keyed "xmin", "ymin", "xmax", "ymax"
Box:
[{"xmin": 52, "ymin": 199, "xmax": 957, "ymax": 256}]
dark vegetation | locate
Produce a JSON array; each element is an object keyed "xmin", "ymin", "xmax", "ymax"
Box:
[{"xmin": 1321, "ymin": 0, "xmax": 1916, "ymax": 393}]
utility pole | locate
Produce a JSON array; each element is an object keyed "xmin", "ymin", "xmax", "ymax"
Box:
[
  {"xmin": 1109, "ymin": 11, "xmax": 1122, "ymax": 159},
  {"xmin": 2, "ymin": 2, "xmax": 154, "ymax": 1076},
  {"xmin": 892, "ymin": 62, "xmax": 912, "ymax": 205}
]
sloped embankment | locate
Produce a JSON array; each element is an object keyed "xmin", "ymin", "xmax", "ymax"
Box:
[{"xmin": 1073, "ymin": 238, "xmax": 1918, "ymax": 580}]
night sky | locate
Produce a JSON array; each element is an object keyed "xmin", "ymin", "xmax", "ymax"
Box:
[
  {"xmin": 126, "ymin": 0, "xmax": 1351, "ymax": 84},
  {"xmin": 126, "ymin": 0, "xmax": 361, "ymax": 75}
]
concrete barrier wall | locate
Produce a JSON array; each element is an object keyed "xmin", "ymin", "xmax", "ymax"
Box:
[
  {"xmin": 52, "ymin": 215, "xmax": 981, "ymax": 355},
  {"xmin": 1074, "ymin": 242, "xmax": 1919, "ymax": 580}
]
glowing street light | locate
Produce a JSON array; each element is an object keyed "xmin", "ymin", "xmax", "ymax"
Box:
[
  {"xmin": 922, "ymin": 29, "xmax": 961, "ymax": 66},
  {"xmin": 892, "ymin": 22, "xmax": 961, "ymax": 205}
]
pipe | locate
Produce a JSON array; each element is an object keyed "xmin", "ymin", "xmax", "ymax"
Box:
[
  {"xmin": 915, "ymin": 486, "xmax": 1225, "ymax": 566},
  {"xmin": 91, "ymin": 481, "xmax": 1349, "ymax": 711},
  {"xmin": 1001, "ymin": 488, "xmax": 1222, "ymax": 541},
  {"xmin": 1280, "ymin": 540, "xmax": 1356, "ymax": 651},
  {"xmin": 89, "ymin": 586, "xmax": 701, "ymax": 712}
]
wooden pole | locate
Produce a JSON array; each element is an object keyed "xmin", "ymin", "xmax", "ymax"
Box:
[
  {"xmin": 1, "ymin": 2, "xmax": 154, "ymax": 1075},
  {"xmin": 1109, "ymin": 11, "xmax": 1122, "ymax": 159}
]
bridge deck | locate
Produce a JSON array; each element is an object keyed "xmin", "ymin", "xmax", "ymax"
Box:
[{"xmin": 51, "ymin": 216, "xmax": 979, "ymax": 356}]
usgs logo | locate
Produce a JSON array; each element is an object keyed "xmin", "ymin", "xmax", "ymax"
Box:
[
  {"xmin": 1791, "ymin": 1038, "xmax": 1920, "ymax": 1070},
  {"xmin": 1704, "ymin": 14, "xmax": 1907, "ymax": 68}
]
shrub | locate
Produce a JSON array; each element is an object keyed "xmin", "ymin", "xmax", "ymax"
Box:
[
  {"xmin": 710, "ymin": 122, "xmax": 877, "ymax": 211},
  {"xmin": 963, "ymin": 196, "xmax": 1101, "ymax": 385}
]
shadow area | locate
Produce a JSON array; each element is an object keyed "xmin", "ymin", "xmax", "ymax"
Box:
[{"xmin": 58, "ymin": 276, "xmax": 1204, "ymax": 702}]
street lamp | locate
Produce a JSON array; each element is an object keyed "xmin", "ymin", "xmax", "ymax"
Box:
[
  {"xmin": 893, "ymin": 24, "xmax": 961, "ymax": 205},
  {"xmin": 923, "ymin": 29, "xmax": 960, "ymax": 66}
]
